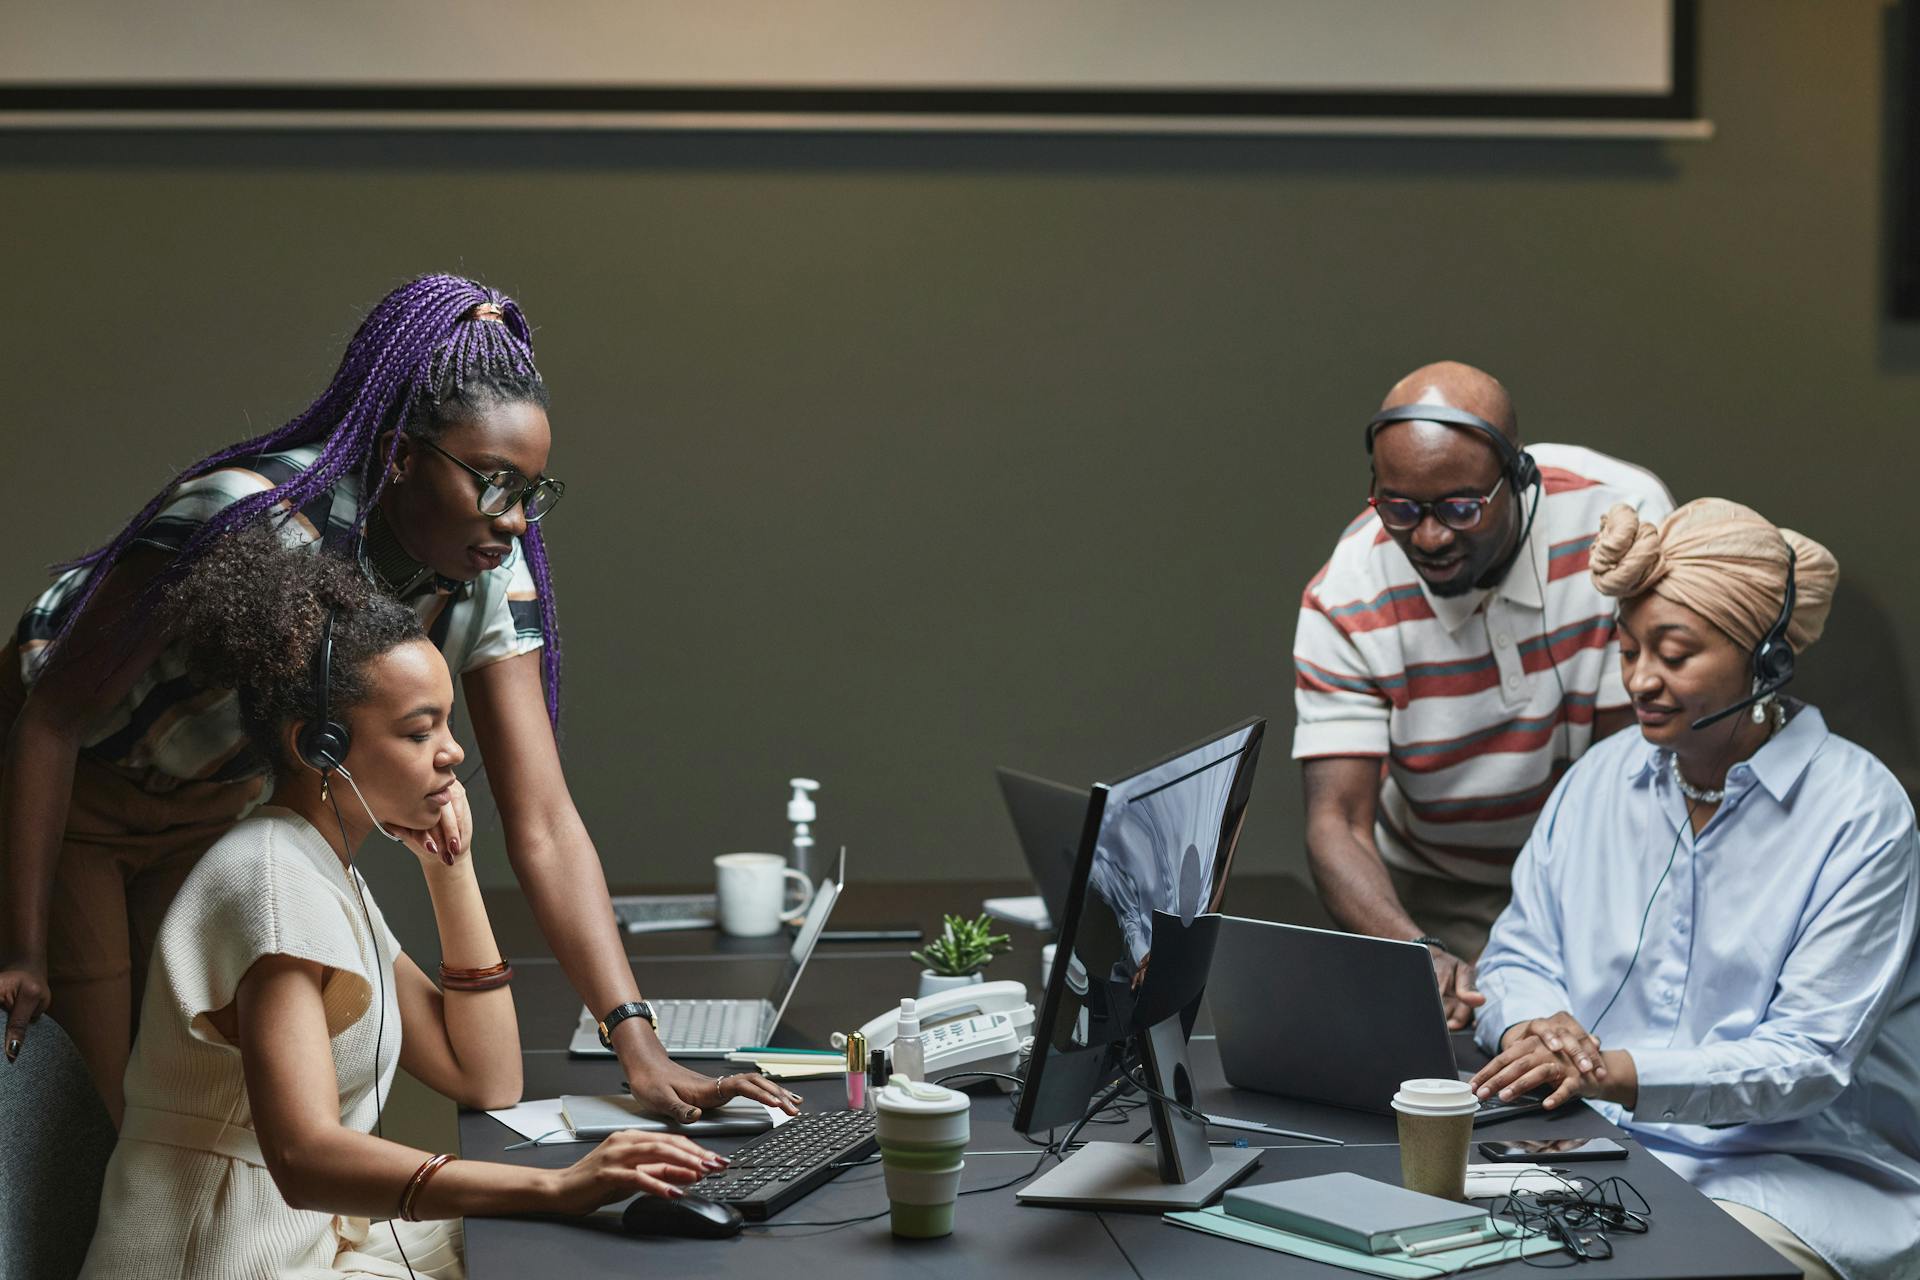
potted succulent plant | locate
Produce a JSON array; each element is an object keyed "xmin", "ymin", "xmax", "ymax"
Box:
[{"xmin": 911, "ymin": 913, "xmax": 1013, "ymax": 998}]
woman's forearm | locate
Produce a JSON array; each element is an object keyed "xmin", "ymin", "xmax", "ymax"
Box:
[
  {"xmin": 1, "ymin": 708, "xmax": 83, "ymax": 961},
  {"xmin": 270, "ymin": 1125, "xmax": 552, "ymax": 1219},
  {"xmin": 505, "ymin": 812, "xmax": 643, "ymax": 1016},
  {"xmin": 421, "ymin": 855, "xmax": 521, "ymax": 1095}
]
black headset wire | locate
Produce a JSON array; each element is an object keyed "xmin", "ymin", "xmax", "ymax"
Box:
[
  {"xmin": 324, "ymin": 783, "xmax": 418, "ymax": 1280},
  {"xmin": 1587, "ymin": 710, "xmax": 1742, "ymax": 1038}
]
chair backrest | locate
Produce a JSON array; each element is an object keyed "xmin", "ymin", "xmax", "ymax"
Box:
[{"xmin": 0, "ymin": 1016, "xmax": 117, "ymax": 1280}]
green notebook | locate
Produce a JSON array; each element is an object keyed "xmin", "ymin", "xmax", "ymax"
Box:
[{"xmin": 1223, "ymin": 1171, "xmax": 1491, "ymax": 1254}]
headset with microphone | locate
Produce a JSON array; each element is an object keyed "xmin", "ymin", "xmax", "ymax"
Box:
[
  {"xmin": 300, "ymin": 606, "xmax": 417, "ymax": 1275},
  {"xmin": 1366, "ymin": 401, "xmax": 1569, "ymax": 757},
  {"xmin": 1688, "ymin": 545, "xmax": 1798, "ymax": 731},
  {"xmin": 1588, "ymin": 544, "xmax": 1798, "ymax": 1036},
  {"xmin": 298, "ymin": 607, "xmax": 404, "ymax": 845}
]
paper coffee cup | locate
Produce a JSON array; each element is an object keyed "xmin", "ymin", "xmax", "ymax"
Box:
[
  {"xmin": 1392, "ymin": 1078, "xmax": 1479, "ymax": 1202},
  {"xmin": 875, "ymin": 1078, "xmax": 970, "ymax": 1238}
]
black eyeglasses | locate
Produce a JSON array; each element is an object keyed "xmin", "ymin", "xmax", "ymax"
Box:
[
  {"xmin": 1368, "ymin": 475, "xmax": 1504, "ymax": 532},
  {"xmin": 418, "ymin": 437, "xmax": 565, "ymax": 522}
]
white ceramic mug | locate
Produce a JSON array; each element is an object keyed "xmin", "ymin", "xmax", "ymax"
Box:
[{"xmin": 714, "ymin": 853, "xmax": 813, "ymax": 937}]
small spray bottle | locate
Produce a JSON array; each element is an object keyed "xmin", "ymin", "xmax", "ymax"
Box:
[
  {"xmin": 787, "ymin": 778, "xmax": 819, "ymax": 884},
  {"xmin": 892, "ymin": 998, "xmax": 925, "ymax": 1083}
]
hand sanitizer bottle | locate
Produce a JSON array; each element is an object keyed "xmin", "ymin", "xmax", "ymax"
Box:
[
  {"xmin": 787, "ymin": 778, "xmax": 819, "ymax": 883},
  {"xmin": 892, "ymin": 998, "xmax": 925, "ymax": 1082}
]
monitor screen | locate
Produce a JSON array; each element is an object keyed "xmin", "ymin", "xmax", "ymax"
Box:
[{"xmin": 1015, "ymin": 718, "xmax": 1264, "ymax": 1134}]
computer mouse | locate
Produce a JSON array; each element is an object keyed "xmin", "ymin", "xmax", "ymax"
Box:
[{"xmin": 621, "ymin": 1193, "xmax": 745, "ymax": 1240}]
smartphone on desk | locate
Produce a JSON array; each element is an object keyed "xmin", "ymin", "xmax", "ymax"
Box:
[{"xmin": 1479, "ymin": 1137, "xmax": 1627, "ymax": 1163}]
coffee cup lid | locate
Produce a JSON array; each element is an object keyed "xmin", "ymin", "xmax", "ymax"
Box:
[
  {"xmin": 877, "ymin": 1077, "xmax": 970, "ymax": 1115},
  {"xmin": 1391, "ymin": 1077, "xmax": 1479, "ymax": 1117}
]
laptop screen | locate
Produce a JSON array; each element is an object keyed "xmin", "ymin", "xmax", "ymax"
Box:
[{"xmin": 765, "ymin": 849, "xmax": 845, "ymax": 1026}]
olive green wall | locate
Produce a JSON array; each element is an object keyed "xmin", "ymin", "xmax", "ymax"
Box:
[{"xmin": 5, "ymin": 1, "xmax": 1916, "ymax": 921}]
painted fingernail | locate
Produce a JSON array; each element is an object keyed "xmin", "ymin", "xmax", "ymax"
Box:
[
  {"xmin": 426, "ymin": 836, "xmax": 438, "ymax": 855},
  {"xmin": 450, "ymin": 836, "xmax": 460, "ymax": 855}
]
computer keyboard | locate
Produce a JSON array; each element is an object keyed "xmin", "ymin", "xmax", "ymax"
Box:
[
  {"xmin": 612, "ymin": 894, "xmax": 717, "ymax": 933},
  {"xmin": 686, "ymin": 1109, "xmax": 879, "ymax": 1220}
]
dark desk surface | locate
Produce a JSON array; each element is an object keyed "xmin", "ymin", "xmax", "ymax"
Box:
[{"xmin": 462, "ymin": 876, "xmax": 1794, "ymax": 1280}]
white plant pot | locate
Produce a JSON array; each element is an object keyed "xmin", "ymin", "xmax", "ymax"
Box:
[{"xmin": 917, "ymin": 969, "xmax": 984, "ymax": 999}]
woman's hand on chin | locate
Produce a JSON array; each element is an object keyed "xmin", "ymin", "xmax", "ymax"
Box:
[{"xmin": 392, "ymin": 778, "xmax": 475, "ymax": 870}]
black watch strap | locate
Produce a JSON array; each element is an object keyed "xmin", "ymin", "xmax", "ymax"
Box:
[
  {"xmin": 597, "ymin": 1000, "xmax": 659, "ymax": 1049},
  {"xmin": 1413, "ymin": 935, "xmax": 1449, "ymax": 953}
]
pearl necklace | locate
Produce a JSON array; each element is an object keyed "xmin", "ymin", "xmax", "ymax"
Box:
[{"xmin": 1670, "ymin": 755, "xmax": 1725, "ymax": 804}]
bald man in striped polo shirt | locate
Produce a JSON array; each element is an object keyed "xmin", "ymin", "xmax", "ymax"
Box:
[{"xmin": 1294, "ymin": 362, "xmax": 1671, "ymax": 1028}]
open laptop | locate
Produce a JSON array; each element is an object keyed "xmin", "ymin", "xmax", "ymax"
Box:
[
  {"xmin": 990, "ymin": 767, "xmax": 1091, "ymax": 928},
  {"xmin": 571, "ymin": 849, "xmax": 845, "ymax": 1059},
  {"xmin": 1208, "ymin": 916, "xmax": 1545, "ymax": 1125}
]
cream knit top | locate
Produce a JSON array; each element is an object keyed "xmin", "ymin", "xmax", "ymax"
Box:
[{"xmin": 77, "ymin": 807, "xmax": 459, "ymax": 1279}]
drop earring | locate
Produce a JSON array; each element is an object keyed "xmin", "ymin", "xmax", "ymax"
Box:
[
  {"xmin": 321, "ymin": 773, "xmax": 331, "ymax": 803},
  {"xmin": 1751, "ymin": 699, "xmax": 1768, "ymax": 726}
]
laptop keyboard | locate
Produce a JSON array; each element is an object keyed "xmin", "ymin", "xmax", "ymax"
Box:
[
  {"xmin": 611, "ymin": 895, "xmax": 717, "ymax": 932},
  {"xmin": 656, "ymin": 999, "xmax": 761, "ymax": 1052}
]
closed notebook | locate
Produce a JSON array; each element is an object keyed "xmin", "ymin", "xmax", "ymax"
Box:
[
  {"xmin": 559, "ymin": 1094, "xmax": 775, "ymax": 1139},
  {"xmin": 1222, "ymin": 1172, "xmax": 1493, "ymax": 1255}
]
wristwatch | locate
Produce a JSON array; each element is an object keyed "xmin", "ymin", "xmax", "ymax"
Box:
[
  {"xmin": 1413, "ymin": 935, "xmax": 1449, "ymax": 953},
  {"xmin": 597, "ymin": 1000, "xmax": 660, "ymax": 1050}
]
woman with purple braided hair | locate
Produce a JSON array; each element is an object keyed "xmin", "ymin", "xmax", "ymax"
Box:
[{"xmin": 0, "ymin": 275, "xmax": 796, "ymax": 1130}]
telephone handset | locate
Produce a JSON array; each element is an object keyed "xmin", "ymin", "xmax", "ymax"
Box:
[{"xmin": 833, "ymin": 980, "xmax": 1035, "ymax": 1086}]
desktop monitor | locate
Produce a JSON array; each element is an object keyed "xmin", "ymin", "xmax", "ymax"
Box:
[{"xmin": 1012, "ymin": 717, "xmax": 1265, "ymax": 1211}]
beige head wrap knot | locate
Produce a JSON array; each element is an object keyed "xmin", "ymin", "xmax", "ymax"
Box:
[{"xmin": 1589, "ymin": 498, "xmax": 1838, "ymax": 654}]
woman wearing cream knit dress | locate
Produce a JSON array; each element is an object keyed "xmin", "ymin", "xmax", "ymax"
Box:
[{"xmin": 80, "ymin": 529, "xmax": 731, "ymax": 1279}]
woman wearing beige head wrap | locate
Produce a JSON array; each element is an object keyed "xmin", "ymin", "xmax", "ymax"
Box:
[
  {"xmin": 1467, "ymin": 500, "xmax": 1920, "ymax": 1280},
  {"xmin": 1591, "ymin": 497, "xmax": 1837, "ymax": 689}
]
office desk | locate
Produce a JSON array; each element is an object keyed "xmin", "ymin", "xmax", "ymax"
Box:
[{"xmin": 461, "ymin": 877, "xmax": 1794, "ymax": 1280}]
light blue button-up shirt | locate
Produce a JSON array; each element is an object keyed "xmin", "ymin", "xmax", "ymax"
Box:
[{"xmin": 1476, "ymin": 705, "xmax": 1920, "ymax": 1280}]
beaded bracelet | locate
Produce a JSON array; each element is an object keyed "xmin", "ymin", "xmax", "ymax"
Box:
[{"xmin": 399, "ymin": 1152, "xmax": 455, "ymax": 1222}]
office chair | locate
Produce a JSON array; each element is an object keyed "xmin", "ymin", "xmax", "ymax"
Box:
[{"xmin": 0, "ymin": 1016, "xmax": 117, "ymax": 1280}]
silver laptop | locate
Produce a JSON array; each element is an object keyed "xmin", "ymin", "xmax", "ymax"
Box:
[
  {"xmin": 1208, "ymin": 916, "xmax": 1544, "ymax": 1124},
  {"xmin": 571, "ymin": 850, "xmax": 845, "ymax": 1060}
]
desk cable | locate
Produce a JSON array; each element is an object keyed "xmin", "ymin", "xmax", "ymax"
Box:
[{"xmin": 747, "ymin": 1072, "xmax": 1136, "ymax": 1231}]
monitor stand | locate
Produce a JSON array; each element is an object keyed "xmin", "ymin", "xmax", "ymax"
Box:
[{"xmin": 1017, "ymin": 1015, "xmax": 1261, "ymax": 1211}]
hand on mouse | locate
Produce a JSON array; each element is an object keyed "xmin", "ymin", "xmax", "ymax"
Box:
[{"xmin": 545, "ymin": 1131, "xmax": 728, "ymax": 1215}]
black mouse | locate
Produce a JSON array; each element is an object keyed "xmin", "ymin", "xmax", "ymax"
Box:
[{"xmin": 621, "ymin": 1194, "xmax": 745, "ymax": 1240}]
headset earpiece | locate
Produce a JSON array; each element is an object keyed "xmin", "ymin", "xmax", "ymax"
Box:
[
  {"xmin": 296, "ymin": 607, "xmax": 353, "ymax": 774},
  {"xmin": 1750, "ymin": 546, "xmax": 1798, "ymax": 692}
]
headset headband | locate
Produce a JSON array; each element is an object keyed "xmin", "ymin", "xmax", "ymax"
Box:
[{"xmin": 1365, "ymin": 402, "xmax": 1536, "ymax": 492}]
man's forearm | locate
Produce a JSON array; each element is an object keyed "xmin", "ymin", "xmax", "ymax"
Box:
[{"xmin": 1306, "ymin": 817, "xmax": 1422, "ymax": 941}]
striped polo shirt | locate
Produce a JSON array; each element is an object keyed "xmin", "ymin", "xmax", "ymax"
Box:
[
  {"xmin": 1292, "ymin": 443, "xmax": 1673, "ymax": 886},
  {"xmin": 14, "ymin": 444, "xmax": 543, "ymax": 793}
]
